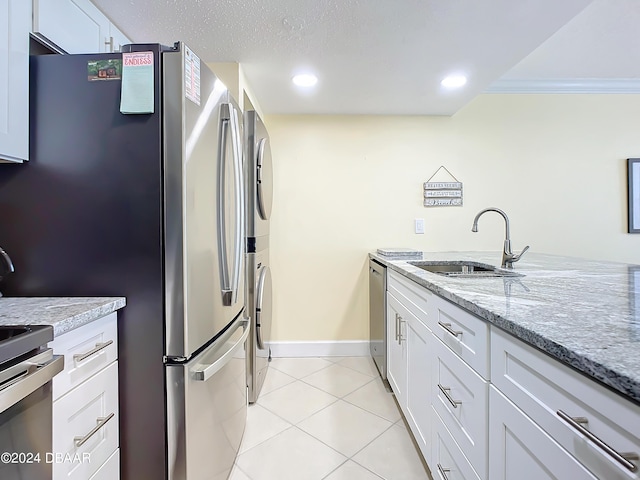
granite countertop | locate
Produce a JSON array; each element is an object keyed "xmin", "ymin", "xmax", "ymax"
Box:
[
  {"xmin": 370, "ymin": 251, "xmax": 640, "ymax": 405},
  {"xmin": 0, "ymin": 297, "xmax": 126, "ymax": 336}
]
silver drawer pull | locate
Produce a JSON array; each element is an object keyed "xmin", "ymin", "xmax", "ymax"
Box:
[
  {"xmin": 437, "ymin": 464, "xmax": 451, "ymax": 479},
  {"xmin": 438, "ymin": 384, "xmax": 462, "ymax": 408},
  {"xmin": 438, "ymin": 321, "xmax": 462, "ymax": 337},
  {"xmin": 74, "ymin": 412, "xmax": 115, "ymax": 447},
  {"xmin": 556, "ymin": 410, "xmax": 639, "ymax": 472},
  {"xmin": 73, "ymin": 340, "xmax": 114, "ymax": 363}
]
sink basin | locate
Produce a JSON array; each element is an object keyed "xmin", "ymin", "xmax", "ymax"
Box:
[{"xmin": 408, "ymin": 261, "xmax": 524, "ymax": 278}]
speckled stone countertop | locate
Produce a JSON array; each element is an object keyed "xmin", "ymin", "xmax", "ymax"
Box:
[
  {"xmin": 0, "ymin": 297, "xmax": 126, "ymax": 336},
  {"xmin": 370, "ymin": 251, "xmax": 640, "ymax": 405}
]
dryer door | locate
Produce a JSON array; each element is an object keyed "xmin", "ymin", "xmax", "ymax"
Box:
[
  {"xmin": 255, "ymin": 265, "xmax": 272, "ymax": 350},
  {"xmin": 256, "ymin": 137, "xmax": 273, "ymax": 221}
]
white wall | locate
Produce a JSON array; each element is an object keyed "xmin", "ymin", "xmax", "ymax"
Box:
[{"xmin": 265, "ymin": 94, "xmax": 640, "ymax": 342}]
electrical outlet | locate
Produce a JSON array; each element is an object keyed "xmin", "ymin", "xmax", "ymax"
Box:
[{"xmin": 415, "ymin": 218, "xmax": 425, "ymax": 234}]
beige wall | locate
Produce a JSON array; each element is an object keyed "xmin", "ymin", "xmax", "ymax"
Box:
[{"xmin": 265, "ymin": 94, "xmax": 640, "ymax": 342}]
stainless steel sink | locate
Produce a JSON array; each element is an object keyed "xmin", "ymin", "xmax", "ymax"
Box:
[{"xmin": 408, "ymin": 261, "xmax": 524, "ymax": 278}]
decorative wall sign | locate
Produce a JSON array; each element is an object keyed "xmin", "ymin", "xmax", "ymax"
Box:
[
  {"xmin": 628, "ymin": 158, "xmax": 640, "ymax": 233},
  {"xmin": 423, "ymin": 166, "xmax": 463, "ymax": 207}
]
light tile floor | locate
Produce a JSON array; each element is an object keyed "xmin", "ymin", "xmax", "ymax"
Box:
[{"xmin": 230, "ymin": 356, "xmax": 432, "ymax": 480}]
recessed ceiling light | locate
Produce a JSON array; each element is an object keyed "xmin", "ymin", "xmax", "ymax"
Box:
[
  {"xmin": 441, "ymin": 74, "xmax": 467, "ymax": 89},
  {"xmin": 292, "ymin": 74, "xmax": 318, "ymax": 87}
]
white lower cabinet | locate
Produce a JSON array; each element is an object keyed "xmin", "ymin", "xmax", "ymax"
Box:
[
  {"xmin": 432, "ymin": 336, "xmax": 488, "ymax": 478},
  {"xmin": 49, "ymin": 313, "xmax": 120, "ymax": 480},
  {"xmin": 489, "ymin": 386, "xmax": 597, "ymax": 480},
  {"xmin": 387, "ymin": 283, "xmax": 433, "ymax": 464},
  {"xmin": 387, "ymin": 291, "xmax": 407, "ymax": 407},
  {"xmin": 382, "ymin": 267, "xmax": 640, "ymax": 480},
  {"xmin": 491, "ymin": 327, "xmax": 640, "ymax": 480},
  {"xmin": 432, "ymin": 408, "xmax": 481, "ymax": 480},
  {"xmin": 405, "ymin": 308, "xmax": 432, "ymax": 464},
  {"xmin": 89, "ymin": 449, "xmax": 119, "ymax": 480}
]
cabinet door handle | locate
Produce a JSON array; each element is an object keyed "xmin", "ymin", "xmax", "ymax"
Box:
[
  {"xmin": 556, "ymin": 410, "xmax": 639, "ymax": 472},
  {"xmin": 394, "ymin": 313, "xmax": 400, "ymax": 341},
  {"xmin": 438, "ymin": 384, "xmax": 462, "ymax": 408},
  {"xmin": 104, "ymin": 36, "xmax": 114, "ymax": 52},
  {"xmin": 438, "ymin": 321, "xmax": 462, "ymax": 338},
  {"xmin": 397, "ymin": 316, "xmax": 405, "ymax": 345},
  {"xmin": 437, "ymin": 464, "xmax": 451, "ymax": 480},
  {"xmin": 73, "ymin": 340, "xmax": 114, "ymax": 363},
  {"xmin": 74, "ymin": 412, "xmax": 115, "ymax": 447}
]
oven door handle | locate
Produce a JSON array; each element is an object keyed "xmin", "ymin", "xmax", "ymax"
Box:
[{"xmin": 0, "ymin": 353, "xmax": 64, "ymax": 414}]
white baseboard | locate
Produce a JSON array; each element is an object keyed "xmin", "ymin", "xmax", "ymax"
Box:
[{"xmin": 268, "ymin": 340, "xmax": 370, "ymax": 358}]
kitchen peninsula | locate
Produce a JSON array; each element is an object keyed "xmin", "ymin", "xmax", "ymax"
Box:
[{"xmin": 371, "ymin": 251, "xmax": 640, "ymax": 480}]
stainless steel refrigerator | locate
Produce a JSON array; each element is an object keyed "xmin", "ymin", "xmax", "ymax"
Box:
[{"xmin": 0, "ymin": 42, "xmax": 247, "ymax": 480}]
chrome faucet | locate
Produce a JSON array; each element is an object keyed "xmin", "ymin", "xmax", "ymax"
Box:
[{"xmin": 471, "ymin": 207, "xmax": 529, "ymax": 269}]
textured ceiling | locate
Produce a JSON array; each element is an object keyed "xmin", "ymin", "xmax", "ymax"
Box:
[{"xmin": 91, "ymin": 0, "xmax": 638, "ymax": 115}]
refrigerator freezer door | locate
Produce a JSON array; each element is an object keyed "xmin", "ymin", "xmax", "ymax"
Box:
[
  {"xmin": 166, "ymin": 318, "xmax": 249, "ymax": 480},
  {"xmin": 163, "ymin": 44, "xmax": 245, "ymax": 358}
]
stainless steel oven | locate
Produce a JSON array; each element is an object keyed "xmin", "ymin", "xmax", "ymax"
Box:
[{"xmin": 0, "ymin": 325, "xmax": 64, "ymax": 480}]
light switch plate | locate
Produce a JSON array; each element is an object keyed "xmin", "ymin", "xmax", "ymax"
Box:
[{"xmin": 415, "ymin": 218, "xmax": 425, "ymax": 234}]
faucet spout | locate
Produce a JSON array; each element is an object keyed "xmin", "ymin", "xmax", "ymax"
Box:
[{"xmin": 471, "ymin": 207, "xmax": 528, "ymax": 269}]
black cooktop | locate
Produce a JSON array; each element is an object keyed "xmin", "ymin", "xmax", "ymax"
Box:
[{"xmin": 0, "ymin": 325, "xmax": 54, "ymax": 365}]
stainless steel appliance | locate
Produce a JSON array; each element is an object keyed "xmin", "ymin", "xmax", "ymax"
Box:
[
  {"xmin": 0, "ymin": 43, "xmax": 246, "ymax": 480},
  {"xmin": 0, "ymin": 325, "xmax": 63, "ymax": 480},
  {"xmin": 244, "ymin": 110, "xmax": 273, "ymax": 403},
  {"xmin": 369, "ymin": 259, "xmax": 388, "ymax": 385}
]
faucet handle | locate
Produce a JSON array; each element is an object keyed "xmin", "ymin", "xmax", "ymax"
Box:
[{"xmin": 512, "ymin": 245, "xmax": 530, "ymax": 261}]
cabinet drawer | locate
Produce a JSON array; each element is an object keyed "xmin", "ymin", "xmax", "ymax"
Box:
[
  {"xmin": 491, "ymin": 328, "xmax": 640, "ymax": 479},
  {"xmin": 89, "ymin": 448, "xmax": 119, "ymax": 480},
  {"xmin": 388, "ymin": 270, "xmax": 432, "ymax": 329},
  {"xmin": 433, "ymin": 335, "xmax": 489, "ymax": 478},
  {"xmin": 431, "ymin": 294, "xmax": 489, "ymax": 379},
  {"xmin": 432, "ymin": 408, "xmax": 481, "ymax": 480},
  {"xmin": 489, "ymin": 386, "xmax": 597, "ymax": 480},
  {"xmin": 49, "ymin": 313, "xmax": 118, "ymax": 401},
  {"xmin": 53, "ymin": 361, "xmax": 119, "ymax": 480}
]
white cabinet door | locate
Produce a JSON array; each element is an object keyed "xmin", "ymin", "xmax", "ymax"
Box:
[
  {"xmin": 0, "ymin": 0, "xmax": 30, "ymax": 162},
  {"xmin": 33, "ymin": 0, "xmax": 110, "ymax": 53},
  {"xmin": 406, "ymin": 313, "xmax": 432, "ymax": 465},
  {"xmin": 53, "ymin": 361, "xmax": 119, "ymax": 480},
  {"xmin": 387, "ymin": 291, "xmax": 407, "ymax": 408},
  {"xmin": 108, "ymin": 23, "xmax": 131, "ymax": 53},
  {"xmin": 489, "ymin": 386, "xmax": 597, "ymax": 480}
]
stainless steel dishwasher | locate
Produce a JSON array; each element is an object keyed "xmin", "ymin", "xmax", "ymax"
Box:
[{"xmin": 369, "ymin": 259, "xmax": 388, "ymax": 386}]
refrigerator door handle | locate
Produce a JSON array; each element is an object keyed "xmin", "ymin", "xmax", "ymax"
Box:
[
  {"xmin": 218, "ymin": 104, "xmax": 232, "ymax": 305},
  {"xmin": 229, "ymin": 104, "xmax": 245, "ymax": 306},
  {"xmin": 218, "ymin": 103, "xmax": 244, "ymax": 307},
  {"xmin": 192, "ymin": 321, "xmax": 250, "ymax": 382}
]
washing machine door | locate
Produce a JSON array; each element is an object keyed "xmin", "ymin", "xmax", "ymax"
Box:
[
  {"xmin": 256, "ymin": 137, "xmax": 273, "ymax": 221},
  {"xmin": 255, "ymin": 265, "xmax": 272, "ymax": 350}
]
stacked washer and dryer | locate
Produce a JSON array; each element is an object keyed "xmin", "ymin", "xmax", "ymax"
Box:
[{"xmin": 244, "ymin": 111, "xmax": 273, "ymax": 403}]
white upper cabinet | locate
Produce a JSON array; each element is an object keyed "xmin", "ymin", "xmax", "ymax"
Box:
[
  {"xmin": 33, "ymin": 0, "xmax": 131, "ymax": 54},
  {"xmin": 108, "ymin": 22, "xmax": 131, "ymax": 53},
  {"xmin": 0, "ymin": 0, "xmax": 30, "ymax": 162}
]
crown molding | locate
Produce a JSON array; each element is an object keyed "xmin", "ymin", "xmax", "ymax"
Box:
[{"xmin": 485, "ymin": 78, "xmax": 640, "ymax": 94}]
